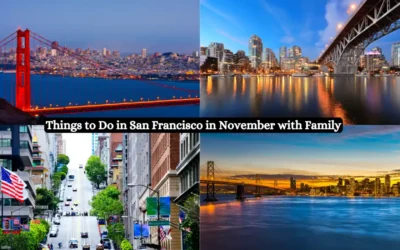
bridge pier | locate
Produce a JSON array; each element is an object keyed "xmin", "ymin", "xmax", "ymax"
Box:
[
  {"xmin": 333, "ymin": 65, "xmax": 357, "ymax": 75},
  {"xmin": 204, "ymin": 183, "xmax": 218, "ymax": 202},
  {"xmin": 236, "ymin": 184, "xmax": 246, "ymax": 200}
]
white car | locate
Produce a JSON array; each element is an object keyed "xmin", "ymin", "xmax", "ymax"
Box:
[
  {"xmin": 53, "ymin": 219, "xmax": 60, "ymax": 225},
  {"xmin": 73, "ymin": 187, "xmax": 77, "ymax": 192},
  {"xmin": 49, "ymin": 229, "xmax": 58, "ymax": 237}
]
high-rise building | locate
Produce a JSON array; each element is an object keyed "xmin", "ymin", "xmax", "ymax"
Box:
[
  {"xmin": 279, "ymin": 46, "xmax": 287, "ymax": 65},
  {"xmin": 360, "ymin": 47, "xmax": 387, "ymax": 71},
  {"xmin": 51, "ymin": 49, "xmax": 57, "ymax": 57},
  {"xmin": 142, "ymin": 48, "xmax": 147, "ymax": 58},
  {"xmin": 221, "ymin": 49, "xmax": 234, "ymax": 72},
  {"xmin": 200, "ymin": 46, "xmax": 207, "ymax": 56},
  {"xmin": 375, "ymin": 178, "xmax": 381, "ymax": 195},
  {"xmin": 123, "ymin": 134, "xmax": 151, "ymax": 248},
  {"xmin": 385, "ymin": 174, "xmax": 391, "ymax": 194},
  {"xmin": 103, "ymin": 48, "xmax": 107, "ymax": 56},
  {"xmin": 262, "ymin": 48, "xmax": 278, "ymax": 69},
  {"xmin": 248, "ymin": 35, "xmax": 263, "ymax": 69},
  {"xmin": 91, "ymin": 133, "xmax": 99, "ymax": 155},
  {"xmin": 175, "ymin": 133, "xmax": 200, "ymax": 250},
  {"xmin": 150, "ymin": 133, "xmax": 181, "ymax": 249},
  {"xmin": 290, "ymin": 177, "xmax": 296, "ymax": 191},
  {"xmin": 0, "ymin": 125, "xmax": 35, "ymax": 223},
  {"xmin": 391, "ymin": 42, "xmax": 400, "ymax": 66}
]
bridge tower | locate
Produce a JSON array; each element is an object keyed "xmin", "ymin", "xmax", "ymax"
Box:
[
  {"xmin": 16, "ymin": 29, "xmax": 31, "ymax": 110},
  {"xmin": 254, "ymin": 174, "xmax": 261, "ymax": 197},
  {"xmin": 204, "ymin": 161, "xmax": 218, "ymax": 202}
]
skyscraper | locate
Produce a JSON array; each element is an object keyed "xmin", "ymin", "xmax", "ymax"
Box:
[
  {"xmin": 142, "ymin": 48, "xmax": 147, "ymax": 58},
  {"xmin": 290, "ymin": 177, "xmax": 296, "ymax": 191},
  {"xmin": 248, "ymin": 35, "xmax": 263, "ymax": 69},
  {"xmin": 279, "ymin": 46, "xmax": 286, "ymax": 65},
  {"xmin": 385, "ymin": 174, "xmax": 391, "ymax": 194},
  {"xmin": 391, "ymin": 42, "xmax": 400, "ymax": 66},
  {"xmin": 262, "ymin": 48, "xmax": 278, "ymax": 69}
]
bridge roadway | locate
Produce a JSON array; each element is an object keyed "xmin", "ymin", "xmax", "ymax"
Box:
[
  {"xmin": 200, "ymin": 178, "xmax": 283, "ymax": 191},
  {"xmin": 25, "ymin": 97, "xmax": 200, "ymax": 116},
  {"xmin": 318, "ymin": 0, "xmax": 400, "ymax": 71}
]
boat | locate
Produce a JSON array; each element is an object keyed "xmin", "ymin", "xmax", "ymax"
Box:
[
  {"xmin": 291, "ymin": 73, "xmax": 309, "ymax": 77},
  {"xmin": 355, "ymin": 72, "xmax": 369, "ymax": 77},
  {"xmin": 313, "ymin": 72, "xmax": 325, "ymax": 77},
  {"xmin": 265, "ymin": 73, "xmax": 275, "ymax": 77},
  {"xmin": 374, "ymin": 74, "xmax": 381, "ymax": 77},
  {"xmin": 211, "ymin": 74, "xmax": 225, "ymax": 78}
]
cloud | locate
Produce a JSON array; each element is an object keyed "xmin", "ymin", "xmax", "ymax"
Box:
[
  {"xmin": 319, "ymin": 125, "xmax": 400, "ymax": 142},
  {"xmin": 216, "ymin": 29, "xmax": 247, "ymax": 46},
  {"xmin": 281, "ymin": 36, "xmax": 294, "ymax": 44},
  {"xmin": 201, "ymin": 1, "xmax": 242, "ymax": 29},
  {"xmin": 316, "ymin": 0, "xmax": 363, "ymax": 50}
]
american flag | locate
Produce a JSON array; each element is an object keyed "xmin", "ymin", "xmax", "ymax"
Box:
[
  {"xmin": 159, "ymin": 226, "xmax": 172, "ymax": 242},
  {"xmin": 1, "ymin": 167, "xmax": 26, "ymax": 202},
  {"xmin": 179, "ymin": 210, "xmax": 191, "ymax": 232}
]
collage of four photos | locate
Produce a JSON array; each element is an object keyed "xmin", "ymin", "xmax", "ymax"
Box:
[{"xmin": 0, "ymin": 0, "xmax": 399, "ymax": 249}]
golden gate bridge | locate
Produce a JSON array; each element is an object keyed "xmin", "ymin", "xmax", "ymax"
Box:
[{"xmin": 0, "ymin": 29, "xmax": 199, "ymax": 116}]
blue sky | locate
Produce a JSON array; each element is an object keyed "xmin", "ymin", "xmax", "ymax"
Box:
[
  {"xmin": 201, "ymin": 126, "xmax": 400, "ymax": 176},
  {"xmin": 0, "ymin": 0, "xmax": 199, "ymax": 54},
  {"xmin": 200, "ymin": 0, "xmax": 399, "ymax": 61}
]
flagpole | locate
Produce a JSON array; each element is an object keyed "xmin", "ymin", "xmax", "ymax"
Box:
[{"xmin": 1, "ymin": 192, "xmax": 3, "ymax": 230}]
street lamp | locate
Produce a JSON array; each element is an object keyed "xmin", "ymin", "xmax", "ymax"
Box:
[{"xmin": 127, "ymin": 184, "xmax": 160, "ymax": 248}]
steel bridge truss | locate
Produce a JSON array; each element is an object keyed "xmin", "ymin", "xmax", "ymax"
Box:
[{"xmin": 320, "ymin": 0, "xmax": 400, "ymax": 68}]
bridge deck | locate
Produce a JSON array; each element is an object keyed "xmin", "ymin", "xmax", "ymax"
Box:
[
  {"xmin": 201, "ymin": 179, "xmax": 284, "ymax": 191},
  {"xmin": 25, "ymin": 97, "xmax": 200, "ymax": 115}
]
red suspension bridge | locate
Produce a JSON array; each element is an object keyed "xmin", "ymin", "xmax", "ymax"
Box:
[{"xmin": 0, "ymin": 29, "xmax": 199, "ymax": 116}]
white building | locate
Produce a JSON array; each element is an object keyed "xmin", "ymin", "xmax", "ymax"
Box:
[{"xmin": 142, "ymin": 48, "xmax": 147, "ymax": 58}]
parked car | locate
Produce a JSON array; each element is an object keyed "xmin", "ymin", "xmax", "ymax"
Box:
[
  {"xmin": 81, "ymin": 232, "xmax": 88, "ymax": 238},
  {"xmin": 68, "ymin": 184, "xmax": 72, "ymax": 187},
  {"xmin": 66, "ymin": 196, "xmax": 72, "ymax": 201},
  {"xmin": 53, "ymin": 219, "xmax": 60, "ymax": 225},
  {"xmin": 71, "ymin": 211, "xmax": 76, "ymax": 216},
  {"xmin": 73, "ymin": 187, "xmax": 77, "ymax": 191},
  {"xmin": 65, "ymin": 202, "xmax": 70, "ymax": 206},
  {"xmin": 98, "ymin": 219, "xmax": 105, "ymax": 225}
]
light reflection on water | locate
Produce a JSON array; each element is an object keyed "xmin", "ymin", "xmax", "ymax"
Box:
[
  {"xmin": 200, "ymin": 76, "xmax": 400, "ymax": 124},
  {"xmin": 201, "ymin": 196, "xmax": 400, "ymax": 250}
]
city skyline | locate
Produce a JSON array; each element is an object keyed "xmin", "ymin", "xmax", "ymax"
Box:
[
  {"xmin": 0, "ymin": 0, "xmax": 199, "ymax": 54},
  {"xmin": 201, "ymin": 126, "xmax": 400, "ymax": 177},
  {"xmin": 200, "ymin": 0, "xmax": 399, "ymax": 61}
]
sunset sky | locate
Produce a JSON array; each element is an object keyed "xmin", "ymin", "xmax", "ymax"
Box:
[{"xmin": 201, "ymin": 126, "xmax": 400, "ymax": 177}]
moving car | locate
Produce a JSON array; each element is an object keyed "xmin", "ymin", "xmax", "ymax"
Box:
[
  {"xmin": 81, "ymin": 232, "xmax": 88, "ymax": 238},
  {"xmin": 65, "ymin": 202, "xmax": 70, "ymax": 206},
  {"xmin": 65, "ymin": 211, "xmax": 71, "ymax": 216},
  {"xmin": 73, "ymin": 187, "xmax": 77, "ymax": 192},
  {"xmin": 66, "ymin": 196, "xmax": 72, "ymax": 201},
  {"xmin": 102, "ymin": 239, "xmax": 111, "ymax": 249},
  {"xmin": 69, "ymin": 238, "xmax": 79, "ymax": 248},
  {"xmin": 49, "ymin": 229, "xmax": 58, "ymax": 237},
  {"xmin": 68, "ymin": 184, "xmax": 72, "ymax": 187},
  {"xmin": 73, "ymin": 201, "xmax": 79, "ymax": 206},
  {"xmin": 53, "ymin": 219, "xmax": 60, "ymax": 225},
  {"xmin": 71, "ymin": 211, "xmax": 76, "ymax": 216}
]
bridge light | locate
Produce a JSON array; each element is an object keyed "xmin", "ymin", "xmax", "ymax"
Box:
[
  {"xmin": 35, "ymin": 106, "xmax": 38, "ymax": 109},
  {"xmin": 140, "ymin": 98, "xmax": 143, "ymax": 101},
  {"xmin": 173, "ymin": 96, "xmax": 175, "ymax": 98},
  {"xmin": 337, "ymin": 23, "xmax": 343, "ymax": 29},
  {"xmin": 88, "ymin": 101, "xmax": 90, "ymax": 104},
  {"xmin": 123, "ymin": 99, "xmax": 126, "ymax": 102},
  {"xmin": 188, "ymin": 95, "xmax": 191, "ymax": 98},
  {"xmin": 50, "ymin": 104, "xmax": 52, "ymax": 107},
  {"xmin": 350, "ymin": 4, "xmax": 356, "ymax": 10},
  {"xmin": 106, "ymin": 100, "xmax": 108, "ymax": 103},
  {"xmin": 157, "ymin": 97, "xmax": 159, "ymax": 100}
]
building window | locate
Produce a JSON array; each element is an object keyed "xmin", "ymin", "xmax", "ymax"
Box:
[
  {"xmin": 19, "ymin": 126, "xmax": 28, "ymax": 133},
  {"xmin": 20, "ymin": 141, "xmax": 29, "ymax": 149},
  {"xmin": 0, "ymin": 159, "xmax": 12, "ymax": 170},
  {"xmin": 0, "ymin": 139, "xmax": 11, "ymax": 147}
]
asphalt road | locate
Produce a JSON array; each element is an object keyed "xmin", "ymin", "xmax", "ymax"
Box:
[{"xmin": 48, "ymin": 167, "xmax": 101, "ymax": 249}]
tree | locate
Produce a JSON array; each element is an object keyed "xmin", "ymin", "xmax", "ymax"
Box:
[
  {"xmin": 180, "ymin": 193, "xmax": 200, "ymax": 250},
  {"xmin": 85, "ymin": 156, "xmax": 107, "ymax": 188},
  {"xmin": 52, "ymin": 173, "xmax": 62, "ymax": 192},
  {"xmin": 90, "ymin": 186, "xmax": 123, "ymax": 218},
  {"xmin": 120, "ymin": 239, "xmax": 133, "ymax": 250},
  {"xmin": 59, "ymin": 172, "xmax": 66, "ymax": 180},
  {"xmin": 107, "ymin": 222, "xmax": 125, "ymax": 247},
  {"xmin": 61, "ymin": 166, "xmax": 69, "ymax": 174},
  {"xmin": 35, "ymin": 188, "xmax": 58, "ymax": 213},
  {"xmin": 57, "ymin": 154, "xmax": 70, "ymax": 165}
]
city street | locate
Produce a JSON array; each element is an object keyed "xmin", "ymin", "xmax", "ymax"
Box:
[{"xmin": 48, "ymin": 166, "xmax": 101, "ymax": 249}]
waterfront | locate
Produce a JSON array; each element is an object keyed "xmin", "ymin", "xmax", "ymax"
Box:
[
  {"xmin": 200, "ymin": 76, "xmax": 400, "ymax": 124},
  {"xmin": 201, "ymin": 196, "xmax": 400, "ymax": 250},
  {"xmin": 0, "ymin": 73, "xmax": 199, "ymax": 117}
]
